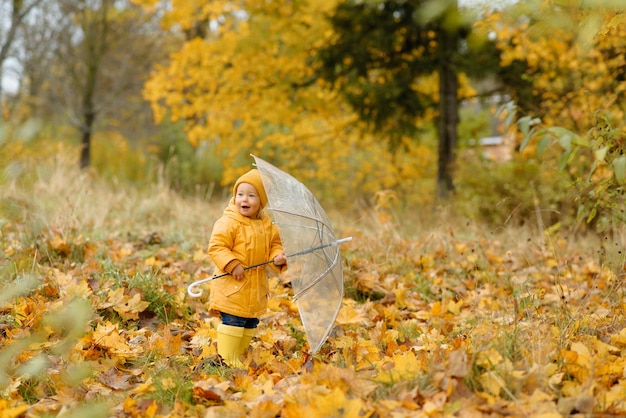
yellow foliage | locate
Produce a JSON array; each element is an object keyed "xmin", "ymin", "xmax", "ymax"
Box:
[
  {"xmin": 139, "ymin": 0, "xmax": 435, "ymax": 204},
  {"xmin": 479, "ymin": 1, "xmax": 626, "ymax": 133}
]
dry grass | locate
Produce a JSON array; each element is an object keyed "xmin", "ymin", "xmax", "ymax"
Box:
[{"xmin": 1, "ymin": 154, "xmax": 221, "ymax": 243}]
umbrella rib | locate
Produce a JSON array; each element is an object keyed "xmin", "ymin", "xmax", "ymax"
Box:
[
  {"xmin": 272, "ymin": 222, "xmax": 323, "ymax": 234},
  {"xmin": 269, "ymin": 210, "xmax": 336, "ymax": 259},
  {"xmin": 269, "ymin": 212, "xmax": 342, "ymax": 299},
  {"xmin": 292, "ymin": 249, "xmax": 341, "ymax": 300},
  {"xmin": 269, "ymin": 209, "xmax": 332, "ymax": 229}
]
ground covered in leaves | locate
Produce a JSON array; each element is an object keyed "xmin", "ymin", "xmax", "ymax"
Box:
[{"xmin": 2, "ymin": 175, "xmax": 626, "ymax": 417}]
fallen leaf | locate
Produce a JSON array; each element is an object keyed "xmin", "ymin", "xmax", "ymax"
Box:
[
  {"xmin": 100, "ymin": 367, "xmax": 133, "ymax": 390},
  {"xmin": 447, "ymin": 349, "xmax": 469, "ymax": 378},
  {"xmin": 192, "ymin": 380, "xmax": 228, "ymax": 405}
]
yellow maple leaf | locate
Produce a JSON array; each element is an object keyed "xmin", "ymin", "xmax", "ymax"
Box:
[
  {"xmin": 523, "ymin": 388, "xmax": 555, "ymax": 403},
  {"xmin": 597, "ymin": 357, "xmax": 626, "ymax": 377},
  {"xmin": 63, "ymin": 279, "xmax": 93, "ymax": 299},
  {"xmin": 485, "ymin": 249, "xmax": 504, "ymax": 264},
  {"xmin": 283, "ymin": 386, "xmax": 365, "ymax": 418},
  {"xmin": 335, "ymin": 300, "xmax": 370, "ymax": 325},
  {"xmin": 89, "ymin": 321, "xmax": 143, "ymax": 360},
  {"xmin": 131, "ymin": 378, "xmax": 155, "ymax": 396},
  {"xmin": 610, "ymin": 327, "xmax": 626, "ymax": 347},
  {"xmin": 48, "ymin": 234, "xmax": 70, "ymax": 255},
  {"xmin": 248, "ymin": 401, "xmax": 282, "ymax": 418},
  {"xmin": 563, "ymin": 342, "xmax": 591, "ymax": 382},
  {"xmin": 394, "ymin": 352, "xmax": 422, "ymax": 374},
  {"xmin": 414, "ymin": 310, "xmax": 432, "ymax": 321},
  {"xmin": 454, "ymin": 243, "xmax": 469, "ymax": 254},
  {"xmin": 570, "ymin": 342, "xmax": 591, "ymax": 366},
  {"xmin": 602, "ymin": 379, "xmax": 626, "ymax": 411},
  {"xmin": 376, "ymin": 352, "xmax": 423, "ymax": 384},
  {"xmin": 418, "ymin": 254, "xmax": 434, "ymax": 270},
  {"xmin": 145, "ymin": 401, "xmax": 158, "ymax": 418},
  {"xmin": 150, "ymin": 326, "xmax": 184, "ymax": 357},
  {"xmin": 592, "ymin": 336, "xmax": 620, "ymax": 357},
  {"xmin": 105, "ymin": 288, "xmax": 150, "ymax": 320},
  {"xmin": 478, "ymin": 371, "xmax": 502, "ymax": 397},
  {"xmin": 193, "ymin": 249, "xmax": 209, "ymax": 262},
  {"xmin": 447, "ymin": 299, "xmax": 463, "ymax": 315},
  {"xmin": 354, "ymin": 338, "xmax": 382, "ymax": 371},
  {"xmin": 109, "ymin": 246, "xmax": 132, "ymax": 262},
  {"xmin": 0, "ymin": 399, "xmax": 29, "ymax": 418},
  {"xmin": 476, "ymin": 348, "xmax": 503, "ymax": 369},
  {"xmin": 316, "ymin": 387, "xmax": 365, "ymax": 417},
  {"xmin": 430, "ymin": 301, "xmax": 443, "ymax": 317}
]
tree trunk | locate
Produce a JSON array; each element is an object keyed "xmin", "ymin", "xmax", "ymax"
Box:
[
  {"xmin": 79, "ymin": 63, "xmax": 97, "ymax": 169},
  {"xmin": 77, "ymin": 0, "xmax": 110, "ymax": 169},
  {"xmin": 436, "ymin": 2, "xmax": 460, "ymax": 199},
  {"xmin": 79, "ymin": 109, "xmax": 95, "ymax": 168}
]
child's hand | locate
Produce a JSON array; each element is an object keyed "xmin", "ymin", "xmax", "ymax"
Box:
[
  {"xmin": 273, "ymin": 252, "xmax": 287, "ymax": 266},
  {"xmin": 232, "ymin": 264, "xmax": 245, "ymax": 280}
]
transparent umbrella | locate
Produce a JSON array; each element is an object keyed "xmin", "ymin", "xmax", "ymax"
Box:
[
  {"xmin": 187, "ymin": 155, "xmax": 350, "ymax": 355},
  {"xmin": 253, "ymin": 155, "xmax": 349, "ymax": 355}
]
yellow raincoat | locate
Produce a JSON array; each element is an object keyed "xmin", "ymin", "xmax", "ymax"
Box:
[{"xmin": 208, "ymin": 202, "xmax": 285, "ymax": 318}]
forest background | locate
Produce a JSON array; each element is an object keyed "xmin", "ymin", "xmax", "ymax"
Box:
[{"xmin": 2, "ymin": 0, "xmax": 626, "ymax": 416}]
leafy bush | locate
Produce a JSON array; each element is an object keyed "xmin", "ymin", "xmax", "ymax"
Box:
[
  {"xmin": 91, "ymin": 131, "xmax": 151, "ymax": 184},
  {"xmin": 454, "ymin": 156, "xmax": 571, "ymax": 228},
  {"xmin": 504, "ymin": 103, "xmax": 626, "ymax": 233},
  {"xmin": 149, "ymin": 120, "xmax": 225, "ymax": 198}
]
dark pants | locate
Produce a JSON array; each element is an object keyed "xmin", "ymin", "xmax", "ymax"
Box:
[{"xmin": 220, "ymin": 312, "xmax": 259, "ymax": 329}]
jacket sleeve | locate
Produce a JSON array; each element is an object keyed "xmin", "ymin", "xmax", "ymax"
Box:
[
  {"xmin": 208, "ymin": 218, "xmax": 240, "ymax": 272},
  {"xmin": 268, "ymin": 224, "xmax": 287, "ymax": 274}
]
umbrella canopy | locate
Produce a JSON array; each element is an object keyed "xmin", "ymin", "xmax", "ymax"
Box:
[{"xmin": 252, "ymin": 155, "xmax": 347, "ymax": 355}]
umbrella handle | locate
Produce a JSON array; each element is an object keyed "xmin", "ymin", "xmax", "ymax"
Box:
[
  {"xmin": 187, "ymin": 260, "xmax": 274, "ymax": 297},
  {"xmin": 187, "ymin": 272, "xmax": 227, "ymax": 297},
  {"xmin": 187, "ymin": 237, "xmax": 353, "ymax": 298}
]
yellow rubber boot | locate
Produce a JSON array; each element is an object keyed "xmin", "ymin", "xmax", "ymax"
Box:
[
  {"xmin": 238, "ymin": 328, "xmax": 256, "ymax": 357},
  {"xmin": 217, "ymin": 324, "xmax": 245, "ymax": 368}
]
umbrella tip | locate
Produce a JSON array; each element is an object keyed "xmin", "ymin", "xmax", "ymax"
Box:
[{"xmin": 304, "ymin": 359, "xmax": 314, "ymax": 372}]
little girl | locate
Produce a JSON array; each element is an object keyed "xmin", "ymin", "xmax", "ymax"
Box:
[{"xmin": 208, "ymin": 168, "xmax": 286, "ymax": 367}]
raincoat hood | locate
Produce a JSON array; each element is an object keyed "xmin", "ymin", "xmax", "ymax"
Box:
[{"xmin": 233, "ymin": 169, "xmax": 268, "ymax": 209}]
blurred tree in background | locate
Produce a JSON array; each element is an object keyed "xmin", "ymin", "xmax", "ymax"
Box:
[
  {"xmin": 315, "ymin": 0, "xmax": 491, "ymax": 198},
  {"xmin": 49, "ymin": 0, "xmax": 172, "ymax": 168},
  {"xmin": 2, "ymin": 0, "xmax": 174, "ymax": 167},
  {"xmin": 0, "ymin": 1, "xmax": 45, "ymax": 99}
]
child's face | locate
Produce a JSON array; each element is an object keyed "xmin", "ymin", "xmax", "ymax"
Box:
[{"xmin": 235, "ymin": 182, "xmax": 262, "ymax": 217}]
